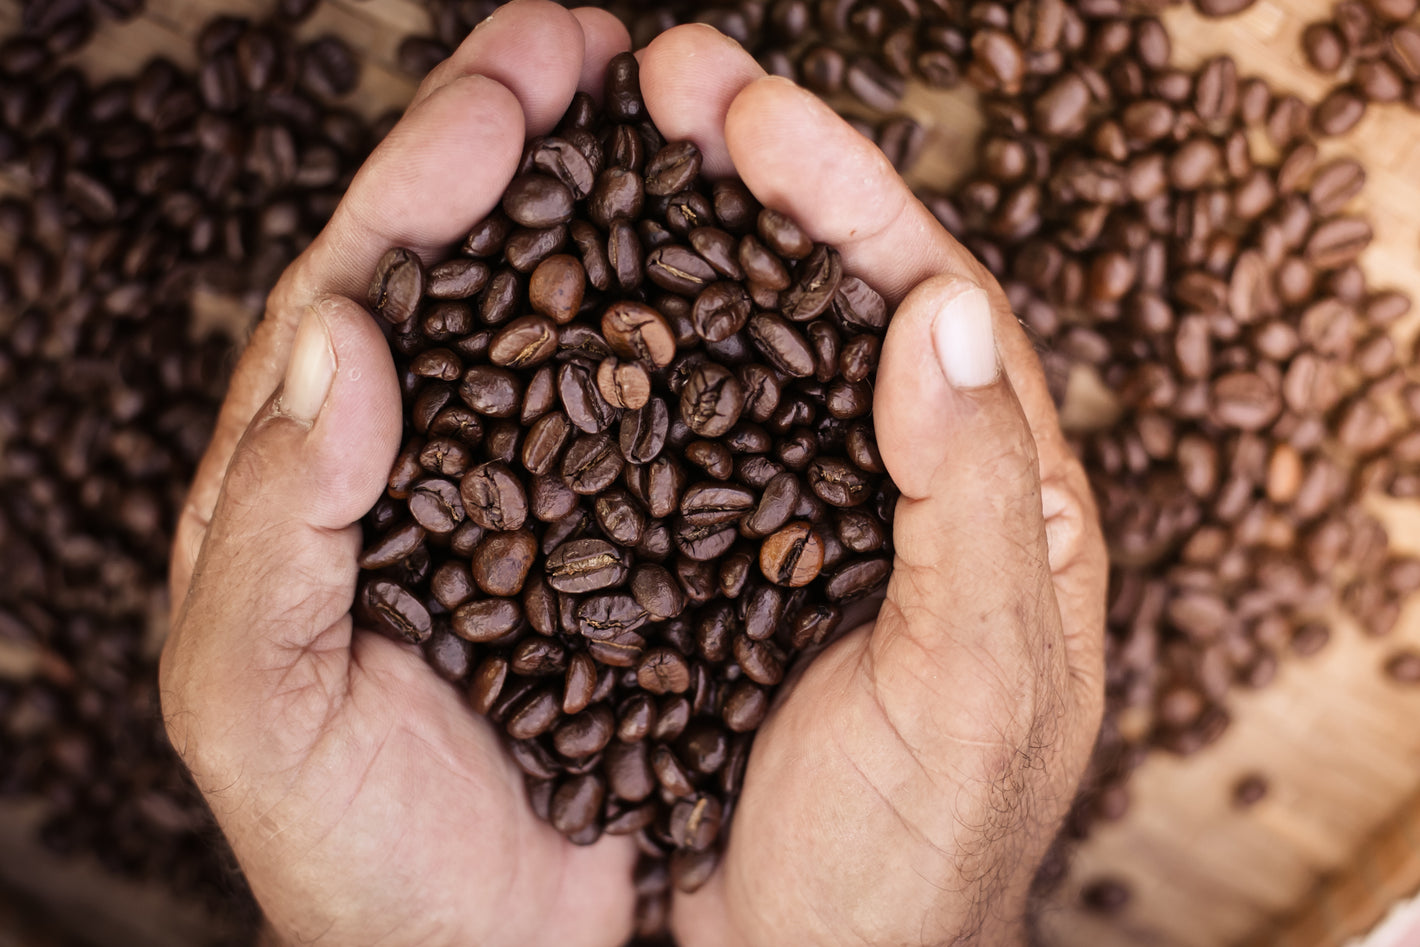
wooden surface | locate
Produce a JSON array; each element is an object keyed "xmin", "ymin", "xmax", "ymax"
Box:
[
  {"xmin": 6, "ymin": 1, "xmax": 1420, "ymax": 946},
  {"xmin": 1036, "ymin": 3, "xmax": 1420, "ymax": 946}
]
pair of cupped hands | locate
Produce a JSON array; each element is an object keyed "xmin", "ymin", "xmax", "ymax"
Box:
[{"xmin": 160, "ymin": 3, "xmax": 1107, "ymax": 945}]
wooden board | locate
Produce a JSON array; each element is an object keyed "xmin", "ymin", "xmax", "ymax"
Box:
[{"xmin": 5, "ymin": 1, "xmax": 1420, "ymax": 945}]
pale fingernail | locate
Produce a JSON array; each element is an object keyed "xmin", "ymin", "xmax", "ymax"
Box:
[
  {"xmin": 931, "ymin": 282, "xmax": 998, "ymax": 390},
  {"xmin": 279, "ymin": 307, "xmax": 336, "ymax": 423}
]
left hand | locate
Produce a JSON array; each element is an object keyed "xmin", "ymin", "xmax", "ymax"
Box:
[{"xmin": 160, "ymin": 5, "xmax": 643, "ymax": 945}]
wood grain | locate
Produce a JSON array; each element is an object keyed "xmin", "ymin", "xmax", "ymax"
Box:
[{"xmin": 6, "ymin": 1, "xmax": 1420, "ymax": 945}]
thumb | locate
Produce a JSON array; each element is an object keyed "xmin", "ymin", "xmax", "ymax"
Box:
[
  {"xmin": 871, "ymin": 275, "xmax": 1059, "ymax": 670},
  {"xmin": 161, "ymin": 297, "xmax": 401, "ymax": 754}
]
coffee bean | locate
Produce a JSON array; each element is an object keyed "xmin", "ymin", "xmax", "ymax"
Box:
[
  {"xmin": 460, "ymin": 462, "xmax": 528, "ymax": 531},
  {"xmin": 646, "ymin": 141, "xmax": 702, "ymax": 197},
  {"xmin": 368, "ymin": 247, "xmax": 423, "ymax": 325},
  {"xmin": 552, "ymin": 705, "xmax": 615, "ymax": 759},
  {"xmin": 825, "ymin": 557, "xmax": 891, "ymax": 602},
  {"xmin": 358, "ymin": 520, "xmax": 426, "ymax": 570},
  {"xmin": 678, "ymin": 482, "xmax": 755, "ymax": 527},
  {"xmin": 1305, "ymin": 217, "xmax": 1372, "ymax": 269},
  {"xmin": 668, "ymin": 794, "xmax": 722, "ymax": 852},
  {"xmin": 562, "ymin": 433, "xmax": 624, "ymax": 494},
  {"xmin": 604, "ymin": 51, "xmax": 645, "ymax": 122},
  {"xmin": 471, "ymin": 530, "xmax": 538, "ymax": 597},
  {"xmin": 1314, "ymin": 87, "xmax": 1366, "ymax": 136},
  {"xmin": 451, "ymin": 597, "xmax": 523, "ymax": 644},
  {"xmin": 636, "ymin": 648, "xmax": 691, "ymax": 695},
  {"xmin": 503, "ymin": 173, "xmax": 575, "ymax": 229},
  {"xmin": 596, "ymin": 358, "xmax": 651, "ymax": 410},
  {"xmin": 780, "ymin": 245, "xmax": 843, "ymax": 321},
  {"xmin": 631, "ymin": 563, "xmax": 686, "ymax": 620},
  {"xmin": 558, "ymin": 362, "xmax": 618, "ymax": 435},
  {"xmin": 759, "ymin": 522, "xmax": 825, "ymax": 588},
  {"xmin": 356, "ymin": 578, "xmax": 432, "ymax": 644},
  {"xmin": 602, "ymin": 300, "xmax": 676, "ymax": 368},
  {"xmin": 408, "ymin": 478, "xmax": 464, "ymax": 534},
  {"xmin": 680, "ymin": 362, "xmax": 745, "ymax": 437}
]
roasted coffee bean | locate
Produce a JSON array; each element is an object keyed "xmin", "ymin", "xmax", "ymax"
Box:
[
  {"xmin": 546, "ymin": 538, "xmax": 629, "ymax": 593},
  {"xmin": 646, "ymin": 245, "xmax": 717, "ymax": 295},
  {"xmin": 1314, "ymin": 87, "xmax": 1365, "ymax": 136},
  {"xmin": 808, "ymin": 458, "xmax": 872, "ymax": 507},
  {"xmin": 408, "ymin": 478, "xmax": 465, "ymax": 534},
  {"xmin": 680, "ymin": 362, "xmax": 745, "ymax": 437},
  {"xmin": 604, "ymin": 51, "xmax": 645, "ymax": 122},
  {"xmin": 636, "ymin": 647, "xmax": 692, "ymax": 695},
  {"xmin": 646, "ymin": 141, "xmax": 702, "ymax": 197},
  {"xmin": 426, "ymin": 259, "xmax": 489, "ymax": 300},
  {"xmin": 488, "ymin": 316, "xmax": 558, "ymax": 369},
  {"xmin": 596, "ymin": 489, "xmax": 647, "ymax": 546},
  {"xmin": 748, "ymin": 314, "xmax": 815, "ymax": 378},
  {"xmin": 681, "ymin": 482, "xmax": 756, "ymax": 527},
  {"xmin": 760, "ymin": 522, "xmax": 825, "ymax": 587},
  {"xmin": 356, "ymin": 578, "xmax": 432, "ymax": 644},
  {"xmin": 790, "ymin": 604, "xmax": 842, "ymax": 649},
  {"xmin": 631, "ymin": 563, "xmax": 686, "ymax": 620},
  {"xmin": 460, "ymin": 462, "xmax": 528, "ymax": 531},
  {"xmin": 553, "ymin": 705, "xmax": 615, "ymax": 759},
  {"xmin": 558, "ymin": 362, "xmax": 618, "ymax": 434},
  {"xmin": 692, "ymin": 282, "xmax": 753, "ymax": 342},
  {"xmin": 358, "ymin": 520, "xmax": 426, "ymax": 570},
  {"xmin": 369, "ymin": 247, "xmax": 423, "ymax": 324},
  {"xmin": 602, "ymin": 300, "xmax": 676, "ymax": 368},
  {"xmin": 504, "ymin": 173, "xmax": 575, "ymax": 229},
  {"xmin": 532, "ymin": 136, "xmax": 596, "ymax": 199},
  {"xmin": 596, "ymin": 358, "xmax": 652, "ymax": 410},
  {"xmin": 561, "ymin": 653, "xmax": 599, "ymax": 715},
  {"xmin": 451, "ymin": 597, "xmax": 523, "ymax": 643},
  {"xmin": 472, "ymin": 530, "xmax": 538, "ymax": 596},
  {"xmin": 563, "ymin": 433, "xmax": 625, "ymax": 494},
  {"xmin": 780, "ymin": 245, "xmax": 843, "ymax": 321},
  {"xmin": 826, "ymin": 557, "xmax": 892, "ymax": 602},
  {"xmin": 690, "ymin": 227, "xmax": 745, "ymax": 279},
  {"xmin": 512, "ymin": 636, "xmax": 569, "ymax": 678}
]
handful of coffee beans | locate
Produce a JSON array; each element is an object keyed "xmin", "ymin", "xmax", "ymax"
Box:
[{"xmin": 355, "ymin": 52, "xmax": 896, "ymax": 926}]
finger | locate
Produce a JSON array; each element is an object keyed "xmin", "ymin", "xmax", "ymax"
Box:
[
  {"xmin": 639, "ymin": 24, "xmax": 767, "ymax": 177},
  {"xmin": 409, "ymin": 0, "xmax": 586, "ymax": 131},
  {"xmin": 168, "ymin": 76, "xmax": 523, "ymax": 610},
  {"xmin": 873, "ymin": 274, "xmax": 1056, "ymax": 641},
  {"xmin": 570, "ymin": 7, "xmax": 632, "ymax": 98},
  {"xmin": 722, "ymin": 75, "xmax": 1107, "ymax": 697},
  {"xmin": 165, "ymin": 296, "xmax": 402, "ymax": 701}
]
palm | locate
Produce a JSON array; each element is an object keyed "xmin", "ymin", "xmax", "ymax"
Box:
[
  {"xmin": 675, "ymin": 610, "xmax": 1047, "ymax": 946},
  {"xmin": 266, "ymin": 631, "xmax": 636, "ymax": 946}
]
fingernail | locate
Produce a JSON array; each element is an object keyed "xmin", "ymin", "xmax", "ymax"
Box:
[
  {"xmin": 279, "ymin": 307, "xmax": 336, "ymax": 423},
  {"xmin": 931, "ymin": 282, "xmax": 998, "ymax": 390}
]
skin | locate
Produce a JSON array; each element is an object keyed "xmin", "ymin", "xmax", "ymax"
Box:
[{"xmin": 159, "ymin": 4, "xmax": 1108, "ymax": 946}]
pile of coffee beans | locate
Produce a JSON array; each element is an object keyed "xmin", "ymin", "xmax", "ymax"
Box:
[
  {"xmin": 7, "ymin": 0, "xmax": 1420, "ymax": 938},
  {"xmin": 356, "ymin": 52, "xmax": 895, "ymax": 934}
]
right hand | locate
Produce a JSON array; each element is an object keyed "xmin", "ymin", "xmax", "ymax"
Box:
[{"xmin": 635, "ymin": 27, "xmax": 1109, "ymax": 947}]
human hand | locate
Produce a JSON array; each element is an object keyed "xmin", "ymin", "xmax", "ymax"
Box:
[
  {"xmin": 159, "ymin": 5, "xmax": 643, "ymax": 946},
  {"xmin": 635, "ymin": 27, "xmax": 1108, "ymax": 947}
]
